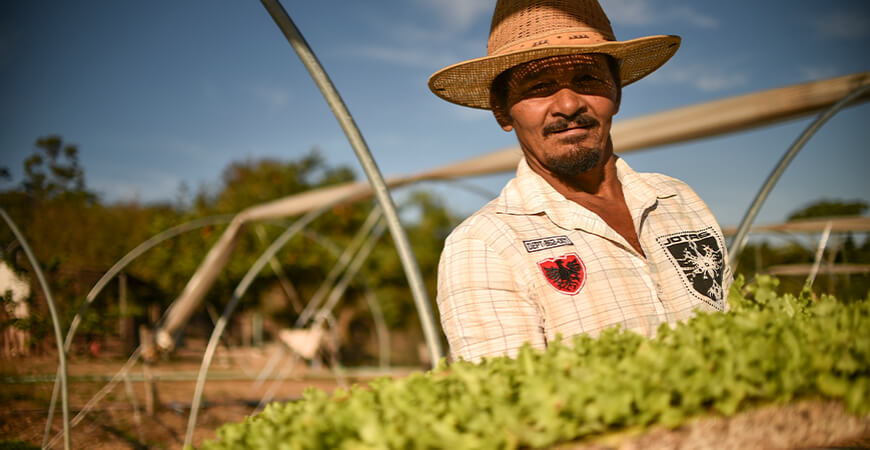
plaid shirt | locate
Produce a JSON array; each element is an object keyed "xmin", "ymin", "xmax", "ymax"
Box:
[{"xmin": 437, "ymin": 157, "xmax": 732, "ymax": 363}]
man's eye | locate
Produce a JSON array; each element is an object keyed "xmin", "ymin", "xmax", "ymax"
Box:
[{"xmin": 524, "ymin": 82, "xmax": 554, "ymax": 94}]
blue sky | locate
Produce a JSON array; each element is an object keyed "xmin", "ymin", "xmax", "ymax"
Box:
[{"xmin": 1, "ymin": 0, "xmax": 868, "ymax": 228}]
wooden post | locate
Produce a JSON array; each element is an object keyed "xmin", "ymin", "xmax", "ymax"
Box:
[
  {"xmin": 253, "ymin": 311, "xmax": 263, "ymax": 348},
  {"xmin": 139, "ymin": 325, "xmax": 159, "ymax": 416},
  {"xmin": 119, "ymin": 273, "xmax": 127, "ymax": 338}
]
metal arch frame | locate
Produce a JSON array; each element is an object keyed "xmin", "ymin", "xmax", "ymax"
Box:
[
  {"xmin": 46, "ymin": 347, "xmax": 143, "ymax": 449},
  {"xmin": 45, "ymin": 204, "xmax": 364, "ymax": 448},
  {"xmin": 25, "ymin": 4, "xmax": 866, "ymax": 446},
  {"xmin": 64, "ymin": 214, "xmax": 235, "ymax": 351},
  {"xmin": 253, "ymin": 224, "xmax": 304, "ymax": 314},
  {"xmin": 0, "ymin": 207, "xmax": 71, "ymax": 450},
  {"xmin": 248, "ymin": 221, "xmax": 391, "ymax": 414},
  {"xmin": 251, "ymin": 197, "xmax": 426, "ymax": 388},
  {"xmin": 249, "ymin": 211, "xmax": 383, "ymax": 388},
  {"xmin": 260, "ymin": 0, "xmax": 444, "ymax": 366},
  {"xmin": 437, "ymin": 178, "xmax": 500, "ymax": 202},
  {"xmin": 45, "ymin": 215, "xmax": 238, "ymax": 448},
  {"xmin": 310, "ymin": 220, "xmax": 388, "ymax": 331},
  {"xmin": 302, "ymin": 228, "xmax": 392, "ymax": 369},
  {"xmin": 183, "ymin": 205, "xmax": 392, "ymax": 447},
  {"xmin": 249, "ymin": 197, "xmax": 431, "ymax": 411},
  {"xmin": 182, "ymin": 205, "xmax": 330, "ymax": 447},
  {"xmin": 250, "ymin": 219, "xmax": 393, "ymax": 390},
  {"xmin": 43, "ymin": 212, "xmax": 308, "ymax": 447},
  {"xmin": 728, "ymin": 83, "xmax": 870, "ymax": 268},
  {"xmin": 296, "ymin": 207, "xmax": 384, "ymax": 327},
  {"xmin": 40, "ymin": 203, "xmax": 396, "ymax": 447},
  {"xmin": 251, "ymin": 283, "xmax": 391, "ymax": 410},
  {"xmin": 805, "ymin": 220, "xmax": 834, "ymax": 289},
  {"xmin": 42, "ymin": 214, "xmax": 234, "ymax": 446}
]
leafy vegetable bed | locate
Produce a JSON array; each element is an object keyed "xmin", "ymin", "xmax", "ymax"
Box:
[{"xmin": 202, "ymin": 277, "xmax": 870, "ymax": 449}]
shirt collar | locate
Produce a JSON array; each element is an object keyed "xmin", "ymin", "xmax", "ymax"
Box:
[{"xmin": 496, "ymin": 156, "xmax": 678, "ymax": 231}]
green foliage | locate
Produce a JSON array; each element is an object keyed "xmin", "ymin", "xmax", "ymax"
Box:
[
  {"xmin": 202, "ymin": 277, "xmax": 870, "ymax": 449},
  {"xmin": 0, "ymin": 440, "xmax": 40, "ymax": 450},
  {"xmin": 209, "ymin": 151, "xmax": 349, "ymax": 215},
  {"xmin": 1, "ymin": 138, "xmax": 459, "ymax": 356},
  {"xmin": 20, "ymin": 135, "xmax": 95, "ymax": 203},
  {"xmin": 787, "ymin": 199, "xmax": 868, "ymax": 222}
]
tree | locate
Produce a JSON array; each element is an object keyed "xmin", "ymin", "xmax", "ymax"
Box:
[
  {"xmin": 0, "ymin": 138, "xmax": 459, "ymax": 363},
  {"xmin": 19, "ymin": 135, "xmax": 95, "ymax": 203},
  {"xmin": 787, "ymin": 199, "xmax": 868, "ymax": 221}
]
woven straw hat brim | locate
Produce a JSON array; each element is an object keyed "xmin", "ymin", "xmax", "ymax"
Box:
[{"xmin": 428, "ymin": 34, "xmax": 680, "ymax": 110}]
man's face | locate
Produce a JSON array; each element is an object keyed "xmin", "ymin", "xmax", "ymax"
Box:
[{"xmin": 502, "ymin": 54, "xmax": 620, "ymax": 178}]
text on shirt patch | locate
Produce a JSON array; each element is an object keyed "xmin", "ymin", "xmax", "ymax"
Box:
[
  {"xmin": 523, "ymin": 235, "xmax": 573, "ymax": 253},
  {"xmin": 656, "ymin": 228, "xmax": 725, "ymax": 309},
  {"xmin": 537, "ymin": 253, "xmax": 586, "ymax": 295}
]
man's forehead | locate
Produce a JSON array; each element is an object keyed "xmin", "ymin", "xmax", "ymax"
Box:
[{"xmin": 508, "ymin": 54, "xmax": 611, "ymax": 82}]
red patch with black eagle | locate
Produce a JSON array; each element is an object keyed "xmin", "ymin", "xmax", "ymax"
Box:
[{"xmin": 537, "ymin": 253, "xmax": 586, "ymax": 295}]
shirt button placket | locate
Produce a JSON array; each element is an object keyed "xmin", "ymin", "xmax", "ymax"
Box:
[{"xmin": 633, "ymin": 255, "xmax": 667, "ymax": 318}]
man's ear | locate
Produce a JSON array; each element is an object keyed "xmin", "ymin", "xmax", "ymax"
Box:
[
  {"xmin": 613, "ymin": 85, "xmax": 622, "ymax": 115},
  {"xmin": 492, "ymin": 107, "xmax": 514, "ymax": 131},
  {"xmin": 490, "ymin": 71, "xmax": 515, "ymax": 132}
]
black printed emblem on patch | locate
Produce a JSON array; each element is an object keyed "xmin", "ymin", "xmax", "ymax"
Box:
[
  {"xmin": 538, "ymin": 253, "xmax": 586, "ymax": 295},
  {"xmin": 523, "ymin": 235, "xmax": 573, "ymax": 253},
  {"xmin": 656, "ymin": 228, "xmax": 725, "ymax": 308}
]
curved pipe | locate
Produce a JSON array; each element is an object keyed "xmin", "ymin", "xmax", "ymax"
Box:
[
  {"xmin": 312, "ymin": 220, "xmax": 388, "ymax": 329},
  {"xmin": 66, "ymin": 215, "xmax": 235, "ymax": 350},
  {"xmin": 260, "ymin": 0, "xmax": 443, "ymax": 365},
  {"xmin": 42, "ymin": 214, "xmax": 234, "ymax": 444},
  {"xmin": 805, "ymin": 220, "xmax": 834, "ymax": 289},
  {"xmin": 250, "ymin": 220, "xmax": 391, "ymax": 390},
  {"xmin": 304, "ymin": 231, "xmax": 391, "ymax": 368},
  {"xmin": 363, "ymin": 286, "xmax": 390, "ymax": 369},
  {"xmin": 46, "ymin": 348, "xmax": 142, "ymax": 449},
  {"xmin": 252, "ymin": 210, "xmax": 397, "ymax": 387},
  {"xmin": 439, "ymin": 179, "xmax": 499, "ymax": 201},
  {"xmin": 184, "ymin": 205, "xmax": 329, "ymax": 448},
  {"xmin": 296, "ymin": 207, "xmax": 383, "ymax": 326},
  {"xmin": 728, "ymin": 82, "xmax": 870, "ymax": 268},
  {"xmin": 254, "ymin": 351, "xmax": 301, "ymax": 410},
  {"xmin": 248, "ymin": 220, "xmax": 390, "ymax": 402},
  {"xmin": 255, "ymin": 225, "xmax": 304, "ymax": 313},
  {"xmin": 0, "ymin": 208, "xmax": 71, "ymax": 450},
  {"xmin": 302, "ymin": 229, "xmax": 392, "ymax": 369}
]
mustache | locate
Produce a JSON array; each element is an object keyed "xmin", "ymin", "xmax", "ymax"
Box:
[{"xmin": 542, "ymin": 115, "xmax": 599, "ymax": 136}]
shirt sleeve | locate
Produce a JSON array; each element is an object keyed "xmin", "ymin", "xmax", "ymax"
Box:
[{"xmin": 436, "ymin": 231, "xmax": 546, "ymax": 363}]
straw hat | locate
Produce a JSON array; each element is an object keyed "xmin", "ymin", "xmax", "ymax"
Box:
[{"xmin": 428, "ymin": 0, "xmax": 681, "ymax": 109}]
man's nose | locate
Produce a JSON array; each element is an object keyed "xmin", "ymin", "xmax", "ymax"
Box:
[{"xmin": 550, "ymin": 87, "xmax": 587, "ymax": 116}]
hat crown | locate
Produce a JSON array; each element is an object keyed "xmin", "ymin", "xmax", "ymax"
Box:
[{"xmin": 487, "ymin": 0, "xmax": 616, "ymax": 55}]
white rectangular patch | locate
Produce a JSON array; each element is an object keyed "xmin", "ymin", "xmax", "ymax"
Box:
[{"xmin": 523, "ymin": 235, "xmax": 573, "ymax": 253}]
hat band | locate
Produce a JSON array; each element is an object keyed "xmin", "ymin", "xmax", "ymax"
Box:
[{"xmin": 492, "ymin": 28, "xmax": 615, "ymax": 55}]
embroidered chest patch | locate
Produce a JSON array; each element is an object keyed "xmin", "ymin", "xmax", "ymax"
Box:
[
  {"xmin": 537, "ymin": 253, "xmax": 586, "ymax": 295},
  {"xmin": 523, "ymin": 235, "xmax": 573, "ymax": 252},
  {"xmin": 656, "ymin": 228, "xmax": 725, "ymax": 308}
]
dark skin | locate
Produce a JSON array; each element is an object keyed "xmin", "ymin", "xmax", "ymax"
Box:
[
  {"xmin": 501, "ymin": 55, "xmax": 645, "ymax": 257},
  {"xmin": 559, "ymin": 143, "xmax": 644, "ymax": 258}
]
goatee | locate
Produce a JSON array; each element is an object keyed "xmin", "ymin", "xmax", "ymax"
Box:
[{"xmin": 545, "ymin": 137, "xmax": 602, "ymax": 178}]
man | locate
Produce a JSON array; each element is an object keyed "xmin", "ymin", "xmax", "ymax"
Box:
[{"xmin": 428, "ymin": 0, "xmax": 732, "ymax": 362}]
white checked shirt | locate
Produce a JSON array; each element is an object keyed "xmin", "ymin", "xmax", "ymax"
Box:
[{"xmin": 437, "ymin": 157, "xmax": 732, "ymax": 363}]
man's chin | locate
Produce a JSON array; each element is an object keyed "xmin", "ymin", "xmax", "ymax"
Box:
[{"xmin": 546, "ymin": 148, "xmax": 602, "ymax": 178}]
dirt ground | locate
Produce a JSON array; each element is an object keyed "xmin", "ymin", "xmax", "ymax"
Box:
[{"xmin": 0, "ymin": 342, "xmax": 420, "ymax": 449}]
